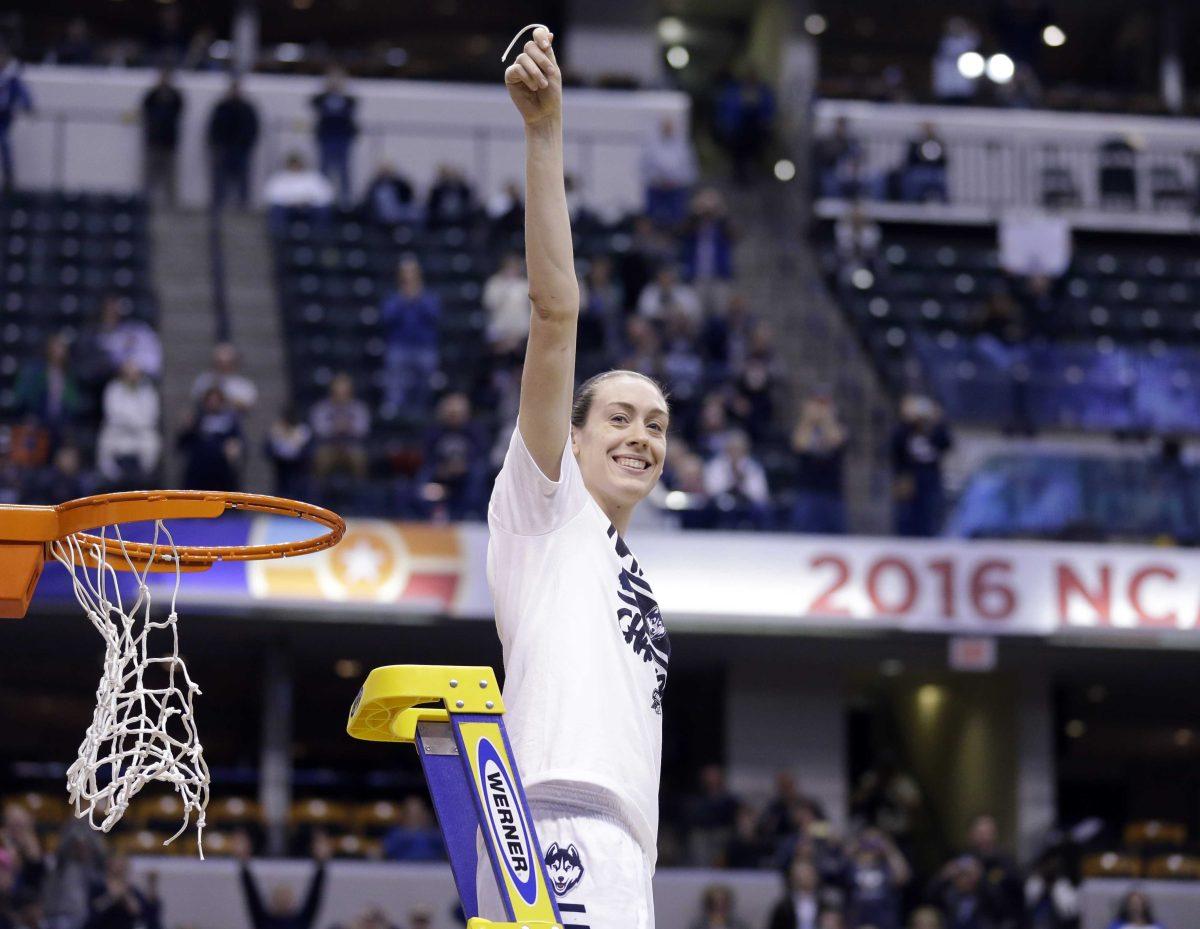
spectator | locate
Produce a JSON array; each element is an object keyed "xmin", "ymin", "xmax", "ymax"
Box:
[
  {"xmin": 22, "ymin": 446, "xmax": 96, "ymax": 504},
  {"xmin": 266, "ymin": 407, "xmax": 313, "ymax": 500},
  {"xmin": 39, "ymin": 818, "xmax": 105, "ymax": 929},
  {"xmin": 206, "ymin": 76, "xmax": 260, "ymax": 210},
  {"xmin": 900, "ymin": 123, "xmax": 949, "ymax": 203},
  {"xmin": 311, "ymin": 373, "xmax": 370, "ymax": 480},
  {"xmin": 235, "ymin": 832, "xmax": 329, "ymax": 929},
  {"xmin": 619, "ymin": 215, "xmax": 679, "ymax": 312},
  {"xmin": 728, "ymin": 322, "xmax": 782, "ymax": 444},
  {"xmin": 486, "ymin": 179, "xmax": 524, "ymax": 236},
  {"xmin": 834, "ymin": 205, "xmax": 882, "ymax": 272},
  {"xmin": 791, "ymin": 393, "xmax": 849, "ymax": 534},
  {"xmin": 815, "ymin": 118, "xmax": 868, "ymax": 200},
  {"xmin": 95, "ymin": 294, "xmax": 163, "ymax": 382},
  {"xmin": 663, "ymin": 449, "xmax": 712, "ymax": 530},
  {"xmin": 691, "ymin": 393, "xmax": 736, "ymax": 460},
  {"xmin": 683, "ymin": 765, "xmax": 740, "ymax": 867},
  {"xmin": 962, "ymin": 815, "xmax": 1022, "ymax": 928},
  {"xmin": 140, "ymin": 68, "xmax": 184, "ymax": 208},
  {"xmin": 660, "ymin": 308, "xmax": 706, "ymax": 420},
  {"xmin": 0, "ymin": 48, "xmax": 34, "ymax": 192},
  {"xmin": 361, "ymin": 163, "xmax": 418, "ymax": 225},
  {"xmin": 381, "ymin": 797, "xmax": 444, "ymax": 862},
  {"xmin": 637, "ymin": 265, "xmax": 703, "ymax": 328},
  {"xmin": 482, "ymin": 253, "xmax": 532, "ymax": 357},
  {"xmin": 1108, "ymin": 890, "xmax": 1163, "ymax": 929},
  {"xmin": 417, "ymin": 392, "xmax": 489, "ymax": 521},
  {"xmin": 702, "ymin": 292, "xmax": 756, "ymax": 384},
  {"xmin": 845, "ymin": 829, "xmax": 909, "ymax": 929},
  {"xmin": 580, "ymin": 254, "xmax": 624, "ymax": 361},
  {"xmin": 83, "ymin": 858, "xmax": 159, "ymax": 929},
  {"xmin": 909, "ymin": 908, "xmax": 945, "ymax": 929},
  {"xmin": 147, "ymin": 5, "xmax": 191, "ymax": 68},
  {"xmin": 932, "ymin": 19, "xmax": 981, "ymax": 104},
  {"xmin": 891, "ymin": 395, "xmax": 953, "ymax": 536},
  {"xmin": 191, "ymin": 343, "xmax": 258, "ymax": 414},
  {"xmin": 263, "ymin": 152, "xmax": 334, "ymax": 233},
  {"xmin": 0, "ymin": 804, "xmax": 45, "ymax": 900},
  {"xmin": 929, "ymin": 857, "xmax": 1004, "ymax": 929},
  {"xmin": 850, "ymin": 755, "xmax": 923, "ymax": 850},
  {"xmin": 54, "ymin": 19, "xmax": 96, "ymax": 66},
  {"xmin": 310, "ymin": 67, "xmax": 358, "ymax": 204},
  {"xmin": 681, "ymin": 188, "xmax": 735, "ymax": 289},
  {"xmin": 689, "ymin": 884, "xmax": 748, "ymax": 929},
  {"xmin": 178, "ymin": 387, "xmax": 243, "ymax": 491},
  {"xmin": 404, "ymin": 907, "xmax": 431, "ymax": 929},
  {"xmin": 96, "ymin": 363, "xmax": 160, "ymax": 485},
  {"xmin": 619, "ymin": 317, "xmax": 664, "ymax": 382},
  {"xmin": 425, "ymin": 164, "xmax": 475, "ymax": 228},
  {"xmin": 641, "ymin": 117, "xmax": 698, "ymax": 227},
  {"xmin": 14, "ymin": 333, "xmax": 82, "ymax": 436},
  {"xmin": 767, "ymin": 859, "xmax": 840, "ymax": 929},
  {"xmin": 1023, "ymin": 855, "xmax": 1077, "ymax": 929},
  {"xmin": 760, "ymin": 773, "xmax": 826, "ymax": 841},
  {"xmin": 380, "ymin": 256, "xmax": 441, "ymax": 412},
  {"xmin": 713, "ymin": 67, "xmax": 775, "ymax": 184},
  {"xmin": 724, "ymin": 805, "xmax": 771, "ymax": 870}
]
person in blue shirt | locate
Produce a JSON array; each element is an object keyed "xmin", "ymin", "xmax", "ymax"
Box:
[
  {"xmin": 310, "ymin": 68, "xmax": 359, "ymax": 206},
  {"xmin": 0, "ymin": 48, "xmax": 34, "ymax": 192},
  {"xmin": 380, "ymin": 255, "xmax": 441, "ymax": 413}
]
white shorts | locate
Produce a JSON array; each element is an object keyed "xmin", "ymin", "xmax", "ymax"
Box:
[{"xmin": 475, "ymin": 796, "xmax": 655, "ymax": 929}]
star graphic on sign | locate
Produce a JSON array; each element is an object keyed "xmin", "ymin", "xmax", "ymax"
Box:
[{"xmin": 340, "ymin": 538, "xmax": 387, "ymax": 584}]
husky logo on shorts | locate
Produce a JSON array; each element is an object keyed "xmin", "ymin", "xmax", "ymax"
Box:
[{"xmin": 544, "ymin": 843, "xmax": 584, "ymax": 897}]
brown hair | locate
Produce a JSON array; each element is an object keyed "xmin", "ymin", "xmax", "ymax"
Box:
[{"xmin": 570, "ymin": 370, "xmax": 670, "ymax": 429}]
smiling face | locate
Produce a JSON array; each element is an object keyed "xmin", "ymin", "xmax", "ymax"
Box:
[{"xmin": 571, "ymin": 373, "xmax": 668, "ymax": 523}]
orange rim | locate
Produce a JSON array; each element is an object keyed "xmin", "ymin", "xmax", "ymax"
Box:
[{"xmin": 53, "ymin": 490, "xmax": 345, "ymax": 569}]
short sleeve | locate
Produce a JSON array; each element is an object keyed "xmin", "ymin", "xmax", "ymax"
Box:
[{"xmin": 488, "ymin": 424, "xmax": 591, "ymax": 536}]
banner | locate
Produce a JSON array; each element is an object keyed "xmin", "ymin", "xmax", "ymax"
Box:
[{"xmin": 34, "ymin": 518, "xmax": 1200, "ymax": 639}]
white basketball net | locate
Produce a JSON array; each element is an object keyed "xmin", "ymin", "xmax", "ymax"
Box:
[{"xmin": 50, "ymin": 521, "xmax": 210, "ymax": 857}]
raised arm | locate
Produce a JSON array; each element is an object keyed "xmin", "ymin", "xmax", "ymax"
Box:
[{"xmin": 504, "ymin": 26, "xmax": 580, "ymax": 480}]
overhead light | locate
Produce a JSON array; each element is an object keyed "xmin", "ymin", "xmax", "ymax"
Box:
[
  {"xmin": 275, "ymin": 43, "xmax": 305, "ymax": 62},
  {"xmin": 804, "ymin": 14, "xmax": 827, "ymax": 36},
  {"xmin": 658, "ymin": 17, "xmax": 685, "ymax": 44},
  {"xmin": 334, "ymin": 659, "xmax": 362, "ymax": 679},
  {"xmin": 209, "ymin": 40, "xmax": 232, "ymax": 60},
  {"xmin": 664, "ymin": 490, "xmax": 688, "ymax": 511},
  {"xmin": 774, "ymin": 159, "xmax": 796, "ymax": 182},
  {"xmin": 1042, "ymin": 24, "xmax": 1066, "ymax": 47},
  {"xmin": 986, "ymin": 53, "xmax": 1015, "ymax": 84},
  {"xmin": 1065, "ymin": 719, "xmax": 1086, "ymax": 738},
  {"xmin": 666, "ymin": 46, "xmax": 690, "ymax": 70},
  {"xmin": 880, "ymin": 659, "xmax": 904, "ymax": 677},
  {"xmin": 957, "ymin": 51, "xmax": 985, "ymax": 80}
]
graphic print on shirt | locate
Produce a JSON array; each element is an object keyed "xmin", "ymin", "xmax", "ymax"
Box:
[
  {"xmin": 544, "ymin": 842, "xmax": 585, "ymax": 897},
  {"xmin": 608, "ymin": 526, "xmax": 670, "ymax": 714}
]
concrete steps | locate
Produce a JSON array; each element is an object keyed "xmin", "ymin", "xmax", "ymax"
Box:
[{"xmin": 151, "ymin": 208, "xmax": 286, "ymax": 494}]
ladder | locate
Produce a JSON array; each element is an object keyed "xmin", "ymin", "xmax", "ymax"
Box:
[{"xmin": 348, "ymin": 665, "xmax": 562, "ymax": 929}]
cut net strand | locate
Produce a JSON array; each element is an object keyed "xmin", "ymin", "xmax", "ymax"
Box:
[{"xmin": 51, "ymin": 521, "xmax": 210, "ymax": 858}]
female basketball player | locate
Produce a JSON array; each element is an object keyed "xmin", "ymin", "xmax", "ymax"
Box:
[{"xmin": 477, "ymin": 25, "xmax": 669, "ymax": 929}]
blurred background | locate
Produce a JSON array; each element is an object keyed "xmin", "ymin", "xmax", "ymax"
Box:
[{"xmin": 1, "ymin": 1, "xmax": 1199, "ymax": 928}]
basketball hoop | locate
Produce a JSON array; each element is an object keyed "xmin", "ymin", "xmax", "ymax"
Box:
[{"xmin": 0, "ymin": 491, "xmax": 345, "ymax": 857}]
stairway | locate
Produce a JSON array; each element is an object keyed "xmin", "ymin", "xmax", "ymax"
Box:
[
  {"xmin": 721, "ymin": 178, "xmax": 895, "ymax": 533},
  {"xmin": 151, "ymin": 208, "xmax": 286, "ymax": 495}
]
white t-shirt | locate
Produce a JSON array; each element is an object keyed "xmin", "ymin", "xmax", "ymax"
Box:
[{"xmin": 486, "ymin": 425, "xmax": 669, "ymax": 864}]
